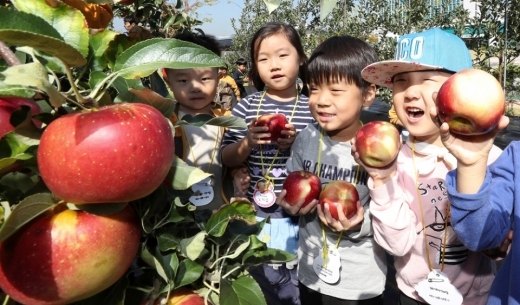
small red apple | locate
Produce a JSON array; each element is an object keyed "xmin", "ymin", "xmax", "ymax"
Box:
[
  {"xmin": 436, "ymin": 68, "xmax": 506, "ymax": 135},
  {"xmin": 147, "ymin": 288, "xmax": 206, "ymax": 305},
  {"xmin": 0, "ymin": 97, "xmax": 41, "ymax": 138},
  {"xmin": 0, "ymin": 204, "xmax": 141, "ymax": 305},
  {"xmin": 355, "ymin": 121, "xmax": 400, "ymax": 168},
  {"xmin": 283, "ymin": 170, "xmax": 321, "ymax": 207},
  {"xmin": 37, "ymin": 103, "xmax": 175, "ymax": 204},
  {"xmin": 255, "ymin": 113, "xmax": 289, "ymax": 142},
  {"xmin": 319, "ymin": 180, "xmax": 359, "ymax": 220}
]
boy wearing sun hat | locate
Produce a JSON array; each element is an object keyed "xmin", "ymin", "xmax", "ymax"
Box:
[{"xmin": 356, "ymin": 27, "xmax": 504, "ymax": 305}]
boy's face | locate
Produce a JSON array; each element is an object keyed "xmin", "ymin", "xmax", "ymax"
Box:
[
  {"xmin": 124, "ymin": 22, "xmax": 135, "ymax": 31},
  {"xmin": 218, "ymin": 67, "xmax": 227, "ymax": 78},
  {"xmin": 237, "ymin": 64, "xmax": 246, "ymax": 72},
  {"xmin": 308, "ymin": 79, "xmax": 375, "ymax": 141},
  {"xmin": 166, "ymin": 67, "xmax": 218, "ymax": 114},
  {"xmin": 392, "ymin": 70, "xmax": 452, "ymax": 143}
]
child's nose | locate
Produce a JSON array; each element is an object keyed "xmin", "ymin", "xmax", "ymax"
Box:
[{"xmin": 403, "ymin": 84, "xmax": 421, "ymax": 101}]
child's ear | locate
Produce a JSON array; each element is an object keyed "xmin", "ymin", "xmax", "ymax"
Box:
[{"xmin": 362, "ymin": 84, "xmax": 376, "ymax": 108}]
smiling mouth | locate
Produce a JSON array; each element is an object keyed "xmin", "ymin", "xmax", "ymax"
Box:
[
  {"xmin": 272, "ymin": 75, "xmax": 284, "ymax": 79},
  {"xmin": 407, "ymin": 107, "xmax": 424, "ymax": 118}
]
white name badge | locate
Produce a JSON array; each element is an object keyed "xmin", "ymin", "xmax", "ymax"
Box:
[
  {"xmin": 313, "ymin": 248, "xmax": 341, "ymax": 284},
  {"xmin": 415, "ymin": 269, "xmax": 463, "ymax": 305},
  {"xmin": 189, "ymin": 177, "xmax": 214, "ymax": 206},
  {"xmin": 253, "ymin": 179, "xmax": 276, "ymax": 208}
]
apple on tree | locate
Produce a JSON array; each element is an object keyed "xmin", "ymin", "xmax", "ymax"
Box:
[
  {"xmin": 436, "ymin": 68, "xmax": 506, "ymax": 135},
  {"xmin": 0, "ymin": 97, "xmax": 41, "ymax": 138},
  {"xmin": 355, "ymin": 121, "xmax": 400, "ymax": 168},
  {"xmin": 319, "ymin": 180, "xmax": 359, "ymax": 220},
  {"xmin": 0, "ymin": 204, "xmax": 141, "ymax": 305},
  {"xmin": 146, "ymin": 288, "xmax": 206, "ymax": 305},
  {"xmin": 255, "ymin": 113, "xmax": 289, "ymax": 142},
  {"xmin": 283, "ymin": 170, "xmax": 321, "ymax": 207},
  {"xmin": 37, "ymin": 103, "xmax": 175, "ymax": 204}
]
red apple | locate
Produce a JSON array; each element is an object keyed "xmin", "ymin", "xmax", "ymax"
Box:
[
  {"xmin": 283, "ymin": 170, "xmax": 321, "ymax": 207},
  {"xmin": 0, "ymin": 204, "xmax": 141, "ymax": 305},
  {"xmin": 0, "ymin": 97, "xmax": 41, "ymax": 138},
  {"xmin": 37, "ymin": 103, "xmax": 175, "ymax": 204},
  {"xmin": 148, "ymin": 288, "xmax": 206, "ymax": 305},
  {"xmin": 436, "ymin": 68, "xmax": 506, "ymax": 135},
  {"xmin": 319, "ymin": 180, "xmax": 359, "ymax": 220},
  {"xmin": 255, "ymin": 113, "xmax": 289, "ymax": 142},
  {"xmin": 355, "ymin": 121, "xmax": 400, "ymax": 168}
]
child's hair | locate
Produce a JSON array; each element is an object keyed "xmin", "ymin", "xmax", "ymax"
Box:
[
  {"xmin": 235, "ymin": 58, "xmax": 247, "ymax": 65},
  {"xmin": 123, "ymin": 16, "xmax": 138, "ymax": 25},
  {"xmin": 248, "ymin": 22, "xmax": 307, "ymax": 92},
  {"xmin": 174, "ymin": 31, "xmax": 221, "ymax": 56},
  {"xmin": 307, "ymin": 36, "xmax": 378, "ymax": 91}
]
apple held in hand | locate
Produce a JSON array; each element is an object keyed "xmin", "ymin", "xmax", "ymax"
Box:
[
  {"xmin": 38, "ymin": 103, "xmax": 175, "ymax": 204},
  {"xmin": 0, "ymin": 97, "xmax": 41, "ymax": 138},
  {"xmin": 283, "ymin": 170, "xmax": 322, "ymax": 207},
  {"xmin": 436, "ymin": 68, "xmax": 506, "ymax": 135},
  {"xmin": 355, "ymin": 121, "xmax": 400, "ymax": 168},
  {"xmin": 319, "ymin": 180, "xmax": 359, "ymax": 220},
  {"xmin": 255, "ymin": 113, "xmax": 289, "ymax": 142},
  {"xmin": 0, "ymin": 204, "xmax": 141, "ymax": 305}
]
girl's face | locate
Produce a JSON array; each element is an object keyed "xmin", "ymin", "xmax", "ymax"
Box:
[
  {"xmin": 255, "ymin": 33, "xmax": 302, "ymax": 97},
  {"xmin": 392, "ymin": 70, "xmax": 452, "ymax": 145},
  {"xmin": 308, "ymin": 79, "xmax": 375, "ymax": 142}
]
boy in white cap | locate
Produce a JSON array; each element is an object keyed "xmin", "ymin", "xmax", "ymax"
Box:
[{"xmin": 356, "ymin": 27, "xmax": 504, "ymax": 305}]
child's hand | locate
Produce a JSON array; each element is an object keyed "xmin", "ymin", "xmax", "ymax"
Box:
[
  {"xmin": 232, "ymin": 167, "xmax": 250, "ymax": 196},
  {"xmin": 245, "ymin": 119, "xmax": 271, "ymax": 148},
  {"xmin": 278, "ymin": 124, "xmax": 297, "ymax": 150},
  {"xmin": 317, "ymin": 201, "xmax": 364, "ymax": 232},
  {"xmin": 481, "ymin": 230, "xmax": 513, "ymax": 260},
  {"xmin": 430, "ymin": 94, "xmax": 509, "ymax": 167},
  {"xmin": 275, "ymin": 189, "xmax": 318, "ymax": 215},
  {"xmin": 351, "ymin": 137, "xmax": 397, "ymax": 187}
]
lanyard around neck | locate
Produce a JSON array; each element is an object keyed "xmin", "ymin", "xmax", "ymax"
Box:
[
  {"xmin": 255, "ymin": 90, "xmax": 299, "ymax": 181},
  {"xmin": 411, "ymin": 138, "xmax": 449, "ymax": 272}
]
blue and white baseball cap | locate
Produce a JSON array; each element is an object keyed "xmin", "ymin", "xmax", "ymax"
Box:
[{"xmin": 361, "ymin": 28, "xmax": 473, "ymax": 88}]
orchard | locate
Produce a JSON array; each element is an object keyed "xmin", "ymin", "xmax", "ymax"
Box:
[{"xmin": 0, "ymin": 1, "xmax": 295, "ymax": 304}]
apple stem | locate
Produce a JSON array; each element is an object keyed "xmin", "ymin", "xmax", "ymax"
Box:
[
  {"xmin": 64, "ymin": 63, "xmax": 88, "ymax": 106},
  {"xmin": 2, "ymin": 294, "xmax": 9, "ymax": 305},
  {"xmin": 88, "ymin": 72, "xmax": 119, "ymax": 102},
  {"xmin": 0, "ymin": 42, "xmax": 21, "ymax": 66},
  {"xmin": 1, "ymin": 201, "xmax": 11, "ymax": 220},
  {"xmin": 222, "ymin": 265, "xmax": 241, "ymax": 279}
]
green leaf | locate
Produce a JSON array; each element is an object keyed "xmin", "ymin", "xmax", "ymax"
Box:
[
  {"xmin": 112, "ymin": 77, "xmax": 145, "ymax": 94},
  {"xmin": 205, "ymin": 201, "xmax": 257, "ymax": 237},
  {"xmin": 89, "ymin": 71, "xmax": 108, "ymax": 92},
  {"xmin": 263, "ymin": 0, "xmax": 281, "ymax": 14},
  {"xmin": 167, "ymin": 158, "xmax": 211, "ymax": 191},
  {"xmin": 89, "ymin": 30, "xmax": 119, "ymax": 70},
  {"xmin": 220, "ymin": 276, "xmax": 267, "ymax": 305},
  {"xmin": 176, "ymin": 114, "xmax": 247, "ymax": 129},
  {"xmin": 0, "ymin": 171, "xmax": 40, "ymax": 194},
  {"xmin": 141, "ymin": 247, "xmax": 170, "ymax": 283},
  {"xmin": 242, "ymin": 248, "xmax": 296, "ymax": 266},
  {"xmin": 180, "ymin": 231, "xmax": 207, "ymax": 260},
  {"xmin": 0, "ymin": 132, "xmax": 31, "ymax": 158},
  {"xmin": 127, "ymin": 88, "xmax": 175, "ymax": 118},
  {"xmin": 17, "ymin": 46, "xmax": 68, "ymax": 75},
  {"xmin": 0, "ymin": 62, "xmax": 66, "ymax": 108},
  {"xmin": 113, "ymin": 38, "xmax": 225, "ymax": 79},
  {"xmin": 12, "ymin": 0, "xmax": 89, "ymax": 58},
  {"xmin": 157, "ymin": 230, "xmax": 181, "ymax": 252},
  {"xmin": 174, "ymin": 259, "xmax": 203, "ymax": 288},
  {"xmin": 0, "ymin": 8, "xmax": 86, "ymax": 66},
  {"xmin": 0, "ymin": 82, "xmax": 35, "ymax": 98},
  {"xmin": 320, "ymin": 0, "xmax": 337, "ymax": 21},
  {"xmin": 0, "ymin": 193, "xmax": 61, "ymax": 243}
]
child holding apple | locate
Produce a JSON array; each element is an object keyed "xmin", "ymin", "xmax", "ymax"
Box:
[
  {"xmin": 276, "ymin": 35, "xmax": 387, "ymax": 305},
  {"xmin": 356, "ymin": 28, "xmax": 503, "ymax": 305},
  {"xmin": 221, "ymin": 22, "xmax": 315, "ymax": 305},
  {"xmin": 161, "ymin": 31, "xmax": 249, "ymax": 220}
]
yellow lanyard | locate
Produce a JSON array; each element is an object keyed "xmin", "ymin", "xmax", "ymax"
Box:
[
  {"xmin": 185, "ymin": 126, "xmax": 221, "ymax": 173},
  {"xmin": 316, "ymin": 127, "xmax": 361, "ymax": 267},
  {"xmin": 411, "ymin": 138, "xmax": 449, "ymax": 272},
  {"xmin": 255, "ymin": 90, "xmax": 299, "ymax": 183}
]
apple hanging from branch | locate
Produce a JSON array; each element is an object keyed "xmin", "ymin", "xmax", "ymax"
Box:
[
  {"xmin": 436, "ymin": 68, "xmax": 506, "ymax": 135},
  {"xmin": 0, "ymin": 204, "xmax": 141, "ymax": 305},
  {"xmin": 37, "ymin": 103, "xmax": 175, "ymax": 204}
]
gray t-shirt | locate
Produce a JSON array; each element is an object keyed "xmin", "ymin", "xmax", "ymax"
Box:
[{"xmin": 286, "ymin": 122, "xmax": 387, "ymax": 300}]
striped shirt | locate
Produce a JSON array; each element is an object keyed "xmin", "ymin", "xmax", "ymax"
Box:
[{"xmin": 222, "ymin": 91, "xmax": 314, "ymax": 218}]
